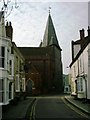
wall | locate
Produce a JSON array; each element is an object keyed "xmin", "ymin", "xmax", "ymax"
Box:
[
  {"xmin": 70, "ymin": 45, "xmax": 89, "ymax": 99},
  {"xmin": 88, "ymin": 43, "xmax": 90, "ymax": 99}
]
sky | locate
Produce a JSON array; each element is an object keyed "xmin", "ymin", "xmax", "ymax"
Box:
[{"xmin": 0, "ymin": 0, "xmax": 89, "ymax": 74}]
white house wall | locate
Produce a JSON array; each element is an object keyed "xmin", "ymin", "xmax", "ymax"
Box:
[
  {"xmin": 83, "ymin": 46, "xmax": 88, "ymax": 75},
  {"xmin": 88, "ymin": 43, "xmax": 90, "ymax": 99},
  {"xmin": 0, "ymin": 13, "xmax": 14, "ymax": 105},
  {"xmin": 0, "ymin": 39, "xmax": 9, "ymax": 105},
  {"xmin": 0, "ymin": 12, "xmax": 25, "ymax": 104},
  {"xmin": 70, "ymin": 62, "xmax": 77, "ymax": 95},
  {"xmin": 70, "ymin": 44, "xmax": 90, "ymax": 99},
  {"xmin": 74, "ymin": 44, "xmax": 81, "ymax": 58},
  {"xmin": 81, "ymin": 46, "xmax": 88, "ymax": 99}
]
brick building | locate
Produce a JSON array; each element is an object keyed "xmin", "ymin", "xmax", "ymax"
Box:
[{"xmin": 19, "ymin": 13, "xmax": 63, "ymax": 95}]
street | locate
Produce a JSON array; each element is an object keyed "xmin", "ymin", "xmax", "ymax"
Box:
[{"xmin": 30, "ymin": 96, "xmax": 89, "ymax": 120}]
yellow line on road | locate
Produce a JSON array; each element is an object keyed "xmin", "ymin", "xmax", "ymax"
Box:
[{"xmin": 30, "ymin": 98, "xmax": 39, "ymax": 120}]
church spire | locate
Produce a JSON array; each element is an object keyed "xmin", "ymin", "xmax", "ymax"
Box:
[
  {"xmin": 41, "ymin": 11, "xmax": 61, "ymax": 50},
  {"xmin": 49, "ymin": 7, "xmax": 51, "ymax": 14}
]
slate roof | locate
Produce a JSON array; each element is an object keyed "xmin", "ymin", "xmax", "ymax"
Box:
[
  {"xmin": 70, "ymin": 36, "xmax": 90, "ymax": 67},
  {"xmin": 41, "ymin": 13, "xmax": 61, "ymax": 50}
]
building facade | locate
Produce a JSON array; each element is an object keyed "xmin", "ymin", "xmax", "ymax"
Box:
[
  {"xmin": 0, "ymin": 12, "xmax": 14, "ymax": 105},
  {"xmin": 12, "ymin": 42, "xmax": 26, "ymax": 98},
  {"xmin": 0, "ymin": 11, "xmax": 26, "ymax": 105},
  {"xmin": 19, "ymin": 13, "xmax": 63, "ymax": 95},
  {"xmin": 70, "ymin": 27, "xmax": 90, "ymax": 100},
  {"xmin": 63, "ymin": 74, "xmax": 71, "ymax": 93}
]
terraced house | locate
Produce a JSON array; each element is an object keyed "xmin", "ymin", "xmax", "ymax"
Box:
[
  {"xmin": 70, "ymin": 27, "xmax": 90, "ymax": 101},
  {"xmin": 0, "ymin": 11, "xmax": 26, "ymax": 105},
  {"xmin": 12, "ymin": 42, "xmax": 26, "ymax": 99},
  {"xmin": 0, "ymin": 11, "xmax": 13, "ymax": 105}
]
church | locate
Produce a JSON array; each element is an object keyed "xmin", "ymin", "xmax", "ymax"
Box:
[{"xmin": 18, "ymin": 12, "xmax": 63, "ymax": 95}]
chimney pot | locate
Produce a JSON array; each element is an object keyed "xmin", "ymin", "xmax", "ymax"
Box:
[
  {"xmin": 5, "ymin": 21, "xmax": 13, "ymax": 41},
  {"xmin": 80, "ymin": 28, "xmax": 85, "ymax": 40},
  {"xmin": 9, "ymin": 21, "xmax": 11, "ymax": 26},
  {"xmin": 87, "ymin": 26, "xmax": 90, "ymax": 36},
  {"xmin": 6, "ymin": 21, "xmax": 8, "ymax": 26}
]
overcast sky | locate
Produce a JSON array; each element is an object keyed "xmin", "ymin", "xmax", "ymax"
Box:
[{"xmin": 0, "ymin": 0, "xmax": 89, "ymax": 74}]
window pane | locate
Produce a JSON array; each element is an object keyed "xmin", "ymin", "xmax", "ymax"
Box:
[
  {"xmin": 0, "ymin": 58, "xmax": 4, "ymax": 68},
  {"xmin": 2, "ymin": 58, "xmax": 4, "ymax": 68},
  {"xmin": 2, "ymin": 47, "xmax": 5, "ymax": 57},
  {"xmin": 0, "ymin": 47, "xmax": 5, "ymax": 57},
  {"xmin": 0, "ymin": 47, "xmax": 5, "ymax": 68}
]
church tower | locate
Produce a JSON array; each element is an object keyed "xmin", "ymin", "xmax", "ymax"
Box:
[
  {"xmin": 19, "ymin": 12, "xmax": 63, "ymax": 95},
  {"xmin": 40, "ymin": 12, "xmax": 63, "ymax": 93}
]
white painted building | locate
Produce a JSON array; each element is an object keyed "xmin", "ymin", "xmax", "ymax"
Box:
[
  {"xmin": 63, "ymin": 74, "xmax": 71, "ymax": 93},
  {"xmin": 0, "ymin": 11, "xmax": 14, "ymax": 105},
  {"xmin": 70, "ymin": 27, "xmax": 90, "ymax": 100},
  {"xmin": 12, "ymin": 42, "xmax": 26, "ymax": 97},
  {"xmin": 0, "ymin": 11, "xmax": 26, "ymax": 105}
]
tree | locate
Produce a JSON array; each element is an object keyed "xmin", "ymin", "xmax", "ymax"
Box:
[{"xmin": 0, "ymin": 0, "xmax": 19, "ymax": 18}]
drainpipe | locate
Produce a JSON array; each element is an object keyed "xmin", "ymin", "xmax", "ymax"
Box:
[{"xmin": 75, "ymin": 79, "xmax": 78, "ymax": 99}]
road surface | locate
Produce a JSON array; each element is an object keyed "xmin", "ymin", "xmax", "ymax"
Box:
[{"xmin": 30, "ymin": 96, "xmax": 89, "ymax": 120}]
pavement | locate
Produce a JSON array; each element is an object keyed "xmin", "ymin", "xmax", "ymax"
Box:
[
  {"xmin": 64, "ymin": 95, "xmax": 90, "ymax": 118},
  {"xmin": 1, "ymin": 97, "xmax": 36, "ymax": 120}
]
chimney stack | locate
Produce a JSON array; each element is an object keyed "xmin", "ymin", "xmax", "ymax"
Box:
[
  {"xmin": 87, "ymin": 26, "xmax": 90, "ymax": 36},
  {"xmin": 79, "ymin": 29, "xmax": 85, "ymax": 40},
  {"xmin": 5, "ymin": 21, "xmax": 13, "ymax": 41}
]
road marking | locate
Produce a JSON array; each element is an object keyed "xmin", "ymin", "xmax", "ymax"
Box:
[
  {"xmin": 61, "ymin": 97, "xmax": 89, "ymax": 119},
  {"xmin": 30, "ymin": 98, "xmax": 39, "ymax": 120}
]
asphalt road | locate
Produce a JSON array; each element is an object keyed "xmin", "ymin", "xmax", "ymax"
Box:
[{"xmin": 30, "ymin": 96, "xmax": 89, "ymax": 120}]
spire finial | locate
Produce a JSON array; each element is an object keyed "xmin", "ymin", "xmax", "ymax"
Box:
[{"xmin": 49, "ymin": 7, "xmax": 51, "ymax": 14}]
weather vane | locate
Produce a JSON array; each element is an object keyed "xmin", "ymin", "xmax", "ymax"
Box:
[{"xmin": 49, "ymin": 7, "xmax": 51, "ymax": 14}]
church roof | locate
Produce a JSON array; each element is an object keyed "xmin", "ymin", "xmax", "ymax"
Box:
[{"xmin": 41, "ymin": 13, "xmax": 61, "ymax": 50}]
